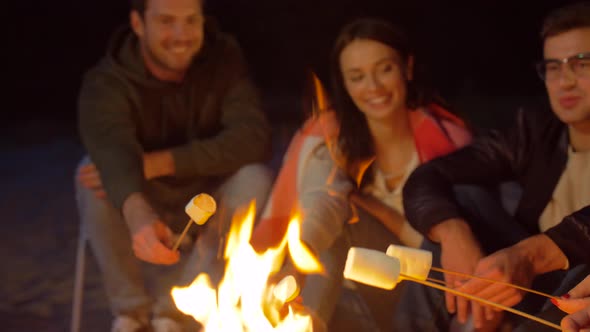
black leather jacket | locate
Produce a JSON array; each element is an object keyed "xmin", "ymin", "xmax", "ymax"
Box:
[{"xmin": 403, "ymin": 108, "xmax": 590, "ymax": 266}]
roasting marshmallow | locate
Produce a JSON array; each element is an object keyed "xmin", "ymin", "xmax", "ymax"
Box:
[
  {"xmin": 386, "ymin": 244, "xmax": 432, "ymax": 281},
  {"xmin": 185, "ymin": 193, "xmax": 216, "ymax": 225},
  {"xmin": 344, "ymin": 247, "xmax": 400, "ymax": 290}
]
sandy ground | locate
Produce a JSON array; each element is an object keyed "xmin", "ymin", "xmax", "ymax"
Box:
[{"xmin": 0, "ymin": 138, "xmax": 112, "ymax": 331}]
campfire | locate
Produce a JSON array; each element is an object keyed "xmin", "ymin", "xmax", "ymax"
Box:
[
  {"xmin": 171, "ymin": 74, "xmax": 330, "ymax": 331},
  {"xmin": 171, "ymin": 201, "xmax": 323, "ymax": 331}
]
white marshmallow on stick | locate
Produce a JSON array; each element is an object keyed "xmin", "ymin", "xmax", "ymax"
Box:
[
  {"xmin": 343, "ymin": 247, "xmax": 401, "ymax": 290},
  {"xmin": 185, "ymin": 193, "xmax": 217, "ymax": 225},
  {"xmin": 386, "ymin": 245, "xmax": 556, "ymax": 300},
  {"xmin": 343, "ymin": 247, "xmax": 562, "ymax": 331},
  {"xmin": 171, "ymin": 193, "xmax": 217, "ymax": 251},
  {"xmin": 386, "ymin": 244, "xmax": 432, "ymax": 281}
]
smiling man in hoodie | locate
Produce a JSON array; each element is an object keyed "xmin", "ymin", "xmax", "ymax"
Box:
[{"xmin": 75, "ymin": 0, "xmax": 272, "ymax": 331}]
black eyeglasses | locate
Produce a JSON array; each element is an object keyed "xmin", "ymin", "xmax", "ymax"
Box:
[{"xmin": 535, "ymin": 52, "xmax": 590, "ymax": 81}]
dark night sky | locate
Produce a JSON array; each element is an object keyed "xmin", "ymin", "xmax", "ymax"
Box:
[
  {"xmin": 5, "ymin": 0, "xmax": 580, "ymax": 139},
  {"xmin": 1, "ymin": 2, "xmax": 584, "ymax": 328}
]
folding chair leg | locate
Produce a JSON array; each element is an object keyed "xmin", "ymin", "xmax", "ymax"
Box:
[{"xmin": 70, "ymin": 222, "xmax": 87, "ymax": 332}]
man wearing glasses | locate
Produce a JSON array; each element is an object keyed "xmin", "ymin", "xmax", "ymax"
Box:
[{"xmin": 393, "ymin": 2, "xmax": 590, "ymax": 331}]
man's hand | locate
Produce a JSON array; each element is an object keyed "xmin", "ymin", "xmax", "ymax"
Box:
[
  {"xmin": 77, "ymin": 150, "xmax": 175, "ymax": 200},
  {"xmin": 431, "ymin": 218, "xmax": 485, "ymax": 325},
  {"xmin": 143, "ymin": 150, "xmax": 175, "ymax": 180},
  {"xmin": 132, "ymin": 221, "xmax": 180, "ymax": 265},
  {"xmin": 458, "ymin": 234, "xmax": 567, "ymax": 328},
  {"xmin": 457, "ymin": 245, "xmax": 534, "ymax": 327},
  {"xmin": 122, "ymin": 192, "xmax": 179, "ymax": 265},
  {"xmin": 77, "ymin": 163, "xmax": 106, "ymax": 199}
]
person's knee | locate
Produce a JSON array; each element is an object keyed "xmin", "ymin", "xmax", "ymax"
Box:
[
  {"xmin": 224, "ymin": 163, "xmax": 273, "ymax": 207},
  {"xmin": 233, "ymin": 163, "xmax": 274, "ymax": 188},
  {"xmin": 318, "ymin": 233, "xmax": 349, "ymax": 275}
]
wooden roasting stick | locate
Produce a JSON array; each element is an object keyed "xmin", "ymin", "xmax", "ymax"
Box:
[
  {"xmin": 385, "ymin": 244, "xmax": 558, "ymax": 300},
  {"xmin": 345, "ymin": 247, "xmax": 562, "ymax": 331},
  {"xmin": 426, "ymin": 277, "xmax": 447, "ymax": 285},
  {"xmin": 422, "ymin": 274, "xmax": 562, "ymax": 330},
  {"xmin": 430, "ymin": 266, "xmax": 559, "ymax": 300},
  {"xmin": 172, "ymin": 218, "xmax": 195, "ymax": 252},
  {"xmin": 402, "ymin": 274, "xmax": 562, "ymax": 331}
]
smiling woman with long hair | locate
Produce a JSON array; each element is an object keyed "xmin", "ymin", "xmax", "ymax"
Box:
[{"xmin": 252, "ymin": 17, "xmax": 472, "ymax": 330}]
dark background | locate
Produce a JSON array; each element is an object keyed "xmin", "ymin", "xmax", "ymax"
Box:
[
  {"xmin": 5, "ymin": 0, "xmax": 582, "ymax": 144},
  {"xmin": 0, "ymin": 1, "xmax": 584, "ymax": 330}
]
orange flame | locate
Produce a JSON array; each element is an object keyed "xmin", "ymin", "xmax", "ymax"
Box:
[
  {"xmin": 171, "ymin": 201, "xmax": 323, "ymax": 331},
  {"xmin": 309, "ymin": 74, "xmax": 375, "ymax": 226},
  {"xmin": 311, "ymin": 73, "xmax": 330, "ymax": 115}
]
